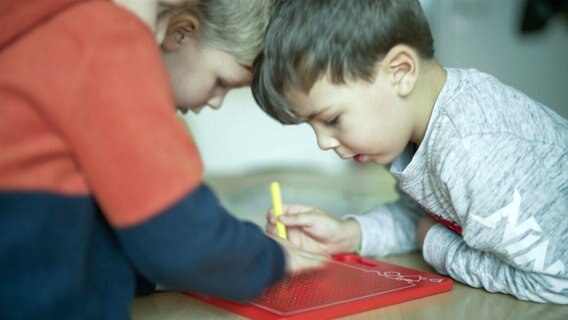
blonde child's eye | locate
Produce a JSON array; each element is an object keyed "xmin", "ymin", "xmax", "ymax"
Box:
[
  {"xmin": 217, "ymin": 78, "xmax": 227, "ymax": 89},
  {"xmin": 324, "ymin": 116, "xmax": 340, "ymax": 127}
]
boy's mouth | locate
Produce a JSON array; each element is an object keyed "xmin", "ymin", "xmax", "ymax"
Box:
[{"xmin": 353, "ymin": 154, "xmax": 365, "ymax": 163}]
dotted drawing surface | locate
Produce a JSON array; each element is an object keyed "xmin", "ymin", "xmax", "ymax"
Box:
[{"xmin": 251, "ymin": 260, "xmax": 418, "ymax": 315}]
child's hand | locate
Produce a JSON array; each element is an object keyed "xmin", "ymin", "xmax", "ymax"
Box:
[
  {"xmin": 270, "ymin": 235, "xmax": 330, "ymax": 274},
  {"xmin": 266, "ymin": 204, "xmax": 362, "ymax": 255},
  {"xmin": 417, "ymin": 215, "xmax": 438, "ymax": 248}
]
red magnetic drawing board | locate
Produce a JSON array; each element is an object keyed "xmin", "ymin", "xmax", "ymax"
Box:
[{"xmin": 186, "ymin": 253, "xmax": 453, "ymax": 320}]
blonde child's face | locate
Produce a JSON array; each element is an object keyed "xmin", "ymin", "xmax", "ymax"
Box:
[
  {"xmin": 162, "ymin": 40, "xmax": 251, "ymax": 114},
  {"xmin": 117, "ymin": 2, "xmax": 251, "ymax": 114},
  {"xmin": 285, "ymin": 72, "xmax": 416, "ymax": 165}
]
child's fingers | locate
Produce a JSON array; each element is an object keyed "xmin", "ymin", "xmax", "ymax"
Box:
[
  {"xmin": 266, "ymin": 209, "xmax": 280, "ymax": 226},
  {"xmin": 267, "ymin": 204, "xmax": 315, "ymax": 221},
  {"xmin": 281, "ymin": 203, "xmax": 316, "ymax": 215},
  {"xmin": 278, "ymin": 212, "xmax": 316, "ymax": 228},
  {"xmin": 267, "ymin": 204, "xmax": 320, "ymax": 233},
  {"xmin": 265, "ymin": 223, "xmax": 277, "ymax": 235},
  {"xmin": 266, "ymin": 211, "xmax": 275, "ymax": 224}
]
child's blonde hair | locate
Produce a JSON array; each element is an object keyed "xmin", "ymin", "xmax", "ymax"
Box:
[{"xmin": 178, "ymin": 0, "xmax": 271, "ymax": 66}]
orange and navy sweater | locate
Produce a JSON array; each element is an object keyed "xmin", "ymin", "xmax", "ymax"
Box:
[{"xmin": 0, "ymin": 1, "xmax": 284, "ymax": 319}]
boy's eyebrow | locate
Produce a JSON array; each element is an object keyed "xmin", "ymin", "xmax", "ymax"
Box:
[{"xmin": 305, "ymin": 106, "xmax": 331, "ymax": 121}]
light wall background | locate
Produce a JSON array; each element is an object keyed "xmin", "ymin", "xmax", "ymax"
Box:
[
  {"xmin": 183, "ymin": 88, "xmax": 346, "ymax": 173},
  {"xmin": 424, "ymin": 0, "xmax": 568, "ymax": 116},
  {"xmin": 183, "ymin": 0, "xmax": 568, "ymax": 174}
]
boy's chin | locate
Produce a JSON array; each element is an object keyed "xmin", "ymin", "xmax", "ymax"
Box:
[{"xmin": 354, "ymin": 154, "xmax": 393, "ymax": 166}]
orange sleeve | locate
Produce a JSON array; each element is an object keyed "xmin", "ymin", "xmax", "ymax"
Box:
[{"xmin": 29, "ymin": 2, "xmax": 203, "ymax": 227}]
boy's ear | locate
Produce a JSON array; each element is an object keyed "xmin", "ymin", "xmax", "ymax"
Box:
[
  {"xmin": 161, "ymin": 14, "xmax": 200, "ymax": 51},
  {"xmin": 382, "ymin": 45, "xmax": 419, "ymax": 97}
]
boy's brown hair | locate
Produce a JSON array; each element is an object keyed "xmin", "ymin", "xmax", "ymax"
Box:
[{"xmin": 252, "ymin": 0, "xmax": 434, "ymax": 124}]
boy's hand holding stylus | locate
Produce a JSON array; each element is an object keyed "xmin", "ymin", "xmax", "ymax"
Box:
[{"xmin": 266, "ymin": 204, "xmax": 362, "ymax": 255}]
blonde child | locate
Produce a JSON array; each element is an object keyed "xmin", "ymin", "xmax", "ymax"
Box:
[{"xmin": 0, "ymin": 1, "xmax": 327, "ymax": 319}]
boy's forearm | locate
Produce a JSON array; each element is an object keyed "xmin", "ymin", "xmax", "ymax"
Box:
[
  {"xmin": 345, "ymin": 199, "xmax": 423, "ymax": 257},
  {"xmin": 423, "ymin": 225, "xmax": 568, "ymax": 304}
]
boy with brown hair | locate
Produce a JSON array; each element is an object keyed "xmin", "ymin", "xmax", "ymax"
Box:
[{"xmin": 253, "ymin": 0, "xmax": 568, "ymax": 303}]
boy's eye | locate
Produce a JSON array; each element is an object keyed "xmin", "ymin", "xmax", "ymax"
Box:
[{"xmin": 324, "ymin": 116, "xmax": 340, "ymax": 127}]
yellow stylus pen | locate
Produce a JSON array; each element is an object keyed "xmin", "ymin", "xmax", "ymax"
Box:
[{"xmin": 270, "ymin": 181, "xmax": 287, "ymax": 239}]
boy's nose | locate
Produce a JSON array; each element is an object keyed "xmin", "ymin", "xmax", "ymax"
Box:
[{"xmin": 316, "ymin": 134, "xmax": 340, "ymax": 151}]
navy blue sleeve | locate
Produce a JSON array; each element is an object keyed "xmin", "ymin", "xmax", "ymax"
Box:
[
  {"xmin": 135, "ymin": 273, "xmax": 156, "ymax": 296},
  {"xmin": 116, "ymin": 184, "xmax": 286, "ymax": 301}
]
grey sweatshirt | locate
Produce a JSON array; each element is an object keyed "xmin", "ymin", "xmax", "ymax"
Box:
[{"xmin": 347, "ymin": 68, "xmax": 568, "ymax": 304}]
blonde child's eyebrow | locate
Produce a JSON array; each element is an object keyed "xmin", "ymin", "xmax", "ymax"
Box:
[{"xmin": 306, "ymin": 105, "xmax": 332, "ymax": 121}]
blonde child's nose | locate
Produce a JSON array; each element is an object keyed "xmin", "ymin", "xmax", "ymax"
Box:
[{"xmin": 207, "ymin": 95, "xmax": 225, "ymax": 110}]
